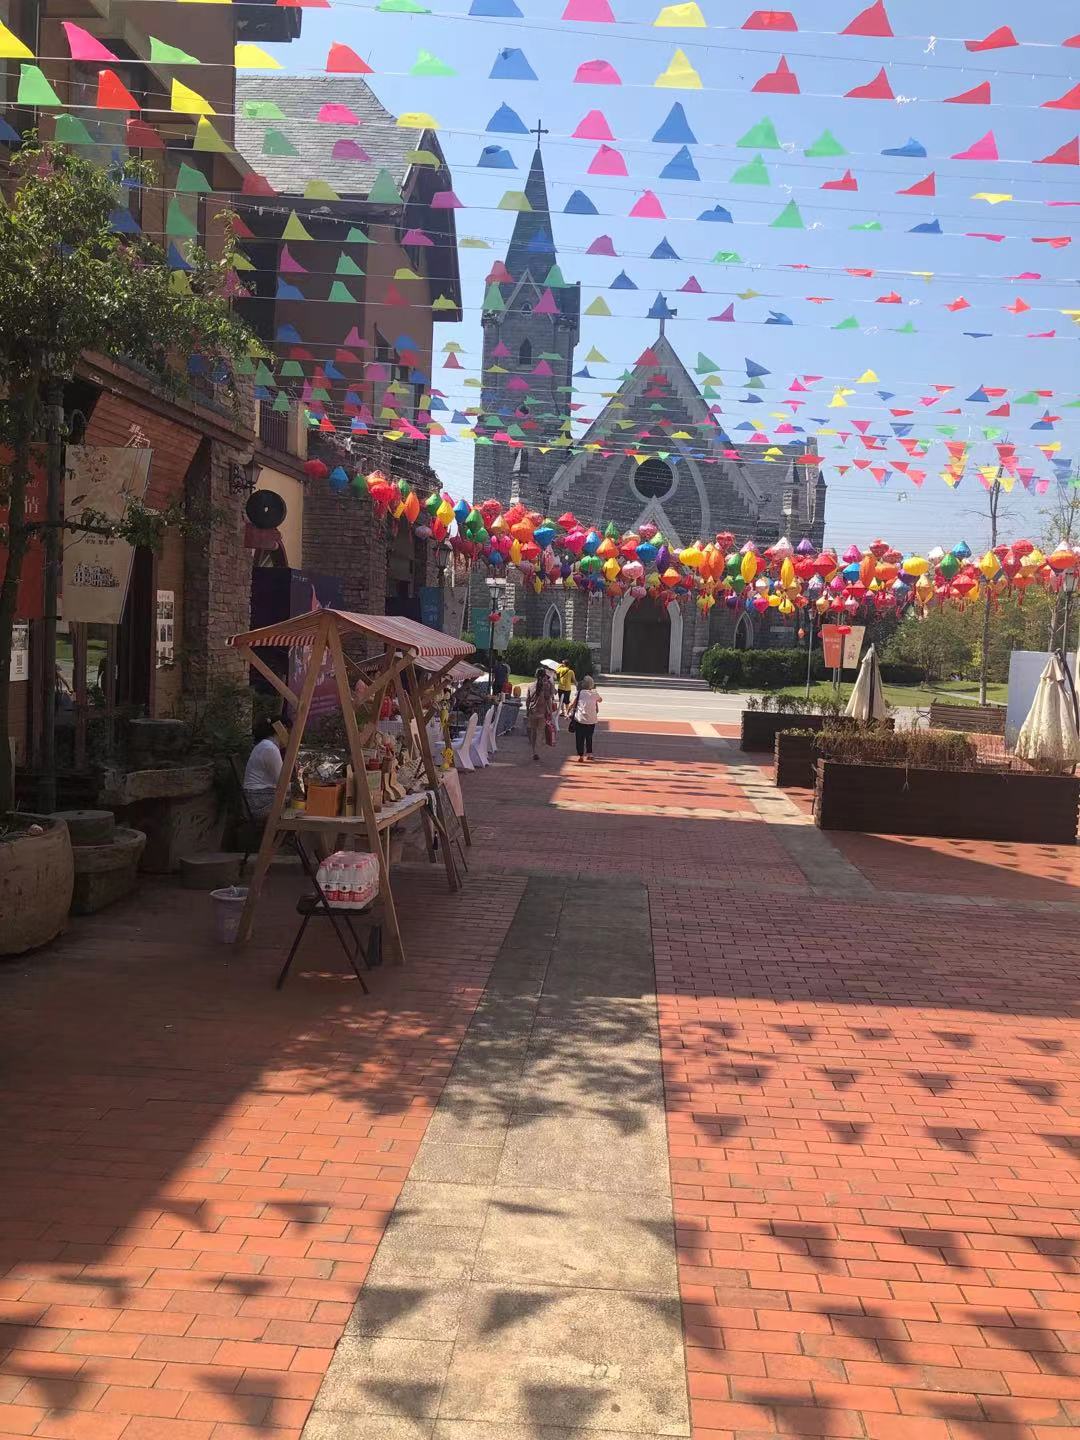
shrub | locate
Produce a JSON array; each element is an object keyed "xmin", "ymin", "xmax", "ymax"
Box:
[
  {"xmin": 879, "ymin": 661, "xmax": 927, "ymax": 686},
  {"xmin": 700, "ymin": 646, "xmax": 826, "ymax": 691},
  {"xmin": 815, "ymin": 724, "xmax": 977, "ymax": 771},
  {"xmin": 504, "ymin": 638, "xmax": 594, "ymax": 679}
]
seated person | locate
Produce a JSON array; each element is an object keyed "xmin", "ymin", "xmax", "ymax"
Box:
[{"xmin": 243, "ymin": 719, "xmax": 286, "ymax": 819}]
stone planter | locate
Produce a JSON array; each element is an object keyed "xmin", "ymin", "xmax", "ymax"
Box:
[
  {"xmin": 741, "ymin": 711, "xmax": 852, "ymax": 754},
  {"xmin": 814, "ymin": 760, "xmax": 1080, "ymax": 843},
  {"xmin": 0, "ymin": 813, "xmax": 74, "ymax": 955},
  {"xmin": 70, "ymin": 826, "xmax": 147, "ymax": 915}
]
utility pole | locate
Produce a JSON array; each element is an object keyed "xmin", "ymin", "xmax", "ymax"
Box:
[
  {"xmin": 39, "ymin": 379, "xmax": 65, "ymax": 814},
  {"xmin": 978, "ymin": 469, "xmax": 1002, "ymax": 706}
]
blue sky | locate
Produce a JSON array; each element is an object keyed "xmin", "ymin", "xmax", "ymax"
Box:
[{"xmin": 263, "ymin": 0, "xmax": 1080, "ymax": 552}]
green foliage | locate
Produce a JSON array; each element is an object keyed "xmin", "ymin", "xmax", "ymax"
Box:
[
  {"xmin": 878, "ymin": 661, "xmax": 926, "ymax": 686},
  {"xmin": 884, "ymin": 610, "xmax": 973, "ymax": 683},
  {"xmin": 884, "ymin": 591, "xmax": 1056, "ymax": 686},
  {"xmin": 701, "ymin": 646, "xmax": 824, "ymax": 691},
  {"xmin": 181, "ymin": 680, "xmax": 278, "ymax": 793},
  {"xmin": 816, "ymin": 722, "xmax": 978, "ymax": 772},
  {"xmin": 747, "ymin": 691, "xmax": 843, "ymax": 716},
  {"xmin": 504, "ymin": 638, "xmax": 594, "ymax": 679}
]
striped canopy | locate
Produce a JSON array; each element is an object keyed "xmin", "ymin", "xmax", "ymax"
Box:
[{"xmin": 229, "ymin": 607, "xmax": 475, "ymax": 660}]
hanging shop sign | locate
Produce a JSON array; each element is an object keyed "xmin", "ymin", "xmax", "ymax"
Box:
[{"xmin": 62, "ymin": 446, "xmax": 152, "ymax": 625}]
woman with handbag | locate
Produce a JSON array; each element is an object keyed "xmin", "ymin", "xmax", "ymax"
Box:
[
  {"xmin": 570, "ymin": 675, "xmax": 602, "ymax": 762},
  {"xmin": 525, "ymin": 666, "xmax": 558, "ymax": 762}
]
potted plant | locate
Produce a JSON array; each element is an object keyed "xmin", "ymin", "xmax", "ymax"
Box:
[
  {"xmin": 740, "ymin": 693, "xmax": 850, "ymax": 753},
  {"xmin": 0, "ymin": 813, "xmax": 74, "ymax": 954}
]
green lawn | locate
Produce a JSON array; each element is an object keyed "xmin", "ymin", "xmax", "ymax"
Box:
[{"xmin": 768, "ymin": 679, "xmax": 1009, "ymax": 710}]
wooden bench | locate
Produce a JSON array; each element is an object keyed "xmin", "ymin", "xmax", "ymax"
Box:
[{"xmin": 928, "ymin": 701, "xmax": 1007, "ymax": 736}]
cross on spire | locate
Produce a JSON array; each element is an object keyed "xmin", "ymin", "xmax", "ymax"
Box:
[
  {"xmin": 531, "ymin": 118, "xmax": 549, "ymax": 146},
  {"xmin": 659, "ymin": 306, "xmax": 677, "ymax": 337}
]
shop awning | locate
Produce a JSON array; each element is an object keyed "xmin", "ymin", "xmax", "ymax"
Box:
[{"xmin": 229, "ymin": 607, "xmax": 475, "ymax": 659}]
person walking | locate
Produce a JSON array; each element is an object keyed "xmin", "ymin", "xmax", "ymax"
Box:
[
  {"xmin": 571, "ymin": 675, "xmax": 602, "ymax": 762},
  {"xmin": 525, "ymin": 666, "xmax": 557, "ymax": 762},
  {"xmin": 555, "ymin": 658, "xmax": 576, "ymax": 715}
]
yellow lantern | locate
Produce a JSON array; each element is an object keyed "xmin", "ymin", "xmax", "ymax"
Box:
[
  {"xmin": 780, "ymin": 557, "xmax": 795, "ymax": 589},
  {"xmin": 740, "ymin": 552, "xmax": 758, "ymax": 584},
  {"xmin": 903, "ymin": 555, "xmax": 929, "ymax": 577}
]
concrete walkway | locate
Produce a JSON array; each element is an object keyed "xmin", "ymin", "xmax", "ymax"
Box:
[{"xmin": 307, "ymin": 877, "xmax": 689, "ymax": 1439}]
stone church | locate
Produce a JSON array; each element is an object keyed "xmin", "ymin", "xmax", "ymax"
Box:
[{"xmin": 471, "ymin": 141, "xmax": 826, "ymax": 676}]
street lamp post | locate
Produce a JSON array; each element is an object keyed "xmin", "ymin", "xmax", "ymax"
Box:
[
  {"xmin": 484, "ymin": 575, "xmax": 501, "ymax": 692},
  {"xmin": 434, "ymin": 538, "xmax": 453, "ymax": 630},
  {"xmin": 1063, "ymin": 569, "xmax": 1077, "ymax": 656}
]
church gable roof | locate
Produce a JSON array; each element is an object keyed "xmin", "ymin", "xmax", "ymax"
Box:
[{"xmin": 578, "ymin": 332, "xmax": 717, "ymax": 452}]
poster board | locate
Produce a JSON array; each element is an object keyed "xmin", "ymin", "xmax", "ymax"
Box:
[{"xmin": 62, "ymin": 447, "xmax": 152, "ymax": 624}]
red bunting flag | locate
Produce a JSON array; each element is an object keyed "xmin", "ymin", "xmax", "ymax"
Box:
[
  {"xmin": 1005, "ymin": 297, "xmax": 1031, "ymax": 313},
  {"xmin": 242, "ymin": 172, "xmax": 278, "ymax": 195},
  {"xmin": 953, "ymin": 131, "xmax": 998, "ymax": 160},
  {"xmin": 966, "ymin": 25, "xmax": 1017, "ymax": 49},
  {"xmin": 743, "ymin": 8, "xmax": 796, "ymax": 27},
  {"xmin": 1044, "ymin": 82, "xmax": 1080, "ymax": 110},
  {"xmin": 1066, "ymin": 33, "xmax": 1080, "ymax": 47},
  {"xmin": 876, "ymin": 291, "xmax": 901, "ymax": 303},
  {"xmin": 898, "ymin": 172, "xmax": 935, "ymax": 196},
  {"xmin": 326, "ymin": 42, "xmax": 373, "ymax": 73},
  {"xmin": 96, "ymin": 69, "xmax": 138, "ymax": 109},
  {"xmin": 1038, "ymin": 138, "xmax": 1080, "ymax": 165},
  {"xmin": 845, "ymin": 67, "xmax": 894, "ymax": 100},
  {"xmin": 126, "ymin": 117, "xmax": 163, "ymax": 149},
  {"xmin": 945, "ymin": 81, "xmax": 991, "ymax": 104},
  {"xmin": 753, "ymin": 55, "xmax": 799, "ymax": 92},
  {"xmin": 821, "ymin": 169, "xmax": 858, "ymax": 190},
  {"xmin": 841, "ymin": 1, "xmax": 892, "ymax": 37},
  {"xmin": 945, "ymin": 297, "xmax": 970, "ymax": 311}
]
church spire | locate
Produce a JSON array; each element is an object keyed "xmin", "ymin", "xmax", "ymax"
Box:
[{"xmin": 505, "ymin": 127, "xmax": 557, "ymax": 285}]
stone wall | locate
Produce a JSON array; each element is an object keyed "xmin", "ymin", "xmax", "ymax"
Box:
[{"xmin": 182, "ymin": 439, "xmax": 252, "ymax": 700}]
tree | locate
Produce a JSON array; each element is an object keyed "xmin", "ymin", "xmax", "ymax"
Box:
[
  {"xmin": 884, "ymin": 608, "xmax": 973, "ymax": 683},
  {"xmin": 0, "ymin": 141, "xmax": 253, "ymax": 812}
]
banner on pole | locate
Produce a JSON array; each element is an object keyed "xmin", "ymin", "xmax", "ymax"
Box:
[{"xmin": 62, "ymin": 447, "xmax": 152, "ymax": 624}]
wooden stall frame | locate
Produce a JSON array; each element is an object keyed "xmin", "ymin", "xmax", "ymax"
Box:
[{"xmin": 228, "ymin": 609, "xmax": 475, "ymax": 966}]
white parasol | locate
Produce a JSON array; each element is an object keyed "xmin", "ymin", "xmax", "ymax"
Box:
[
  {"xmin": 1015, "ymin": 652, "xmax": 1080, "ymax": 773},
  {"xmin": 844, "ymin": 643, "xmax": 887, "ymax": 722},
  {"xmin": 540, "ymin": 658, "xmax": 560, "ymax": 672}
]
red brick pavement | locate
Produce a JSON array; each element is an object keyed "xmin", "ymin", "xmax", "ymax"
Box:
[
  {"xmin": 0, "ymin": 869, "xmax": 522, "ymax": 1440},
  {"xmin": 3, "ymin": 716, "xmax": 1079, "ymax": 1440}
]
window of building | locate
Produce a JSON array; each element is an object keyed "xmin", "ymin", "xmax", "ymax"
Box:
[
  {"xmin": 518, "ymin": 338, "xmax": 532, "ymax": 367},
  {"xmin": 632, "ymin": 457, "xmax": 674, "ymax": 501},
  {"xmin": 543, "ymin": 605, "xmax": 562, "ymax": 639}
]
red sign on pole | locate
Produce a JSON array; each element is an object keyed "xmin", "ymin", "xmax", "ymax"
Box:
[
  {"xmin": 820, "ymin": 624, "xmax": 844, "ymax": 670},
  {"xmin": 0, "ymin": 445, "xmax": 48, "ymax": 620}
]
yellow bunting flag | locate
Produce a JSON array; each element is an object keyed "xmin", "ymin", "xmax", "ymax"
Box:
[
  {"xmin": 193, "ymin": 116, "xmax": 231, "ymax": 152},
  {"xmin": 397, "ymin": 110, "xmax": 437, "ymax": 128},
  {"xmin": 235, "ymin": 42, "xmax": 281, "ymax": 68},
  {"xmin": 0, "ymin": 19, "xmax": 33, "ymax": 58},
  {"xmin": 655, "ymin": 47, "xmax": 701, "ymax": 88},
  {"xmin": 171, "ymin": 78, "xmax": 215, "ymax": 114}
]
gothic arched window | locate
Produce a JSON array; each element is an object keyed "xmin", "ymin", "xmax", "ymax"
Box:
[{"xmin": 518, "ymin": 338, "xmax": 532, "ymax": 368}]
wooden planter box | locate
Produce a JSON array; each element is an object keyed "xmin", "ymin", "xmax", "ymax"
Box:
[
  {"xmin": 774, "ymin": 722, "xmax": 896, "ymax": 789},
  {"xmin": 814, "ymin": 760, "xmax": 1080, "ymax": 843},
  {"xmin": 740, "ymin": 710, "xmax": 840, "ymax": 754}
]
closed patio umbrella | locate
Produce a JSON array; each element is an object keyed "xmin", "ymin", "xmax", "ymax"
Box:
[
  {"xmin": 845, "ymin": 644, "xmax": 887, "ymax": 722},
  {"xmin": 1015, "ymin": 652, "xmax": 1080, "ymax": 773}
]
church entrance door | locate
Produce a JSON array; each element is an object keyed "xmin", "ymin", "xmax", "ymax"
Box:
[{"xmin": 622, "ymin": 601, "xmax": 671, "ymax": 675}]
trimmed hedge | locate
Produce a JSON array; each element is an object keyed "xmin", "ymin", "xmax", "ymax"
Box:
[
  {"xmin": 504, "ymin": 638, "xmax": 595, "ymax": 679},
  {"xmin": 701, "ymin": 646, "xmax": 825, "ymax": 691},
  {"xmin": 879, "ymin": 661, "xmax": 927, "ymax": 686}
]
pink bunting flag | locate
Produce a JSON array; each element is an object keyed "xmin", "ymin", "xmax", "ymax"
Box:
[
  {"xmin": 1034, "ymin": 235, "xmax": 1071, "ymax": 247},
  {"xmin": 629, "ymin": 190, "xmax": 665, "ymax": 218},
  {"xmin": 574, "ymin": 59, "xmax": 621, "ymax": 83},
  {"xmin": 821, "ymin": 168, "xmax": 857, "ymax": 191},
  {"xmin": 1044, "ymin": 82, "xmax": 1080, "ymax": 110},
  {"xmin": 506, "ymin": 376, "xmax": 529, "ymax": 392},
  {"xmin": 845, "ymin": 67, "xmax": 893, "ymax": 99},
  {"xmin": 533, "ymin": 288, "xmax": 560, "ymax": 314},
  {"xmin": 533, "ymin": 359, "xmax": 554, "ymax": 375},
  {"xmin": 588, "ymin": 144, "xmax": 626, "ymax": 175},
  {"xmin": 402, "ymin": 228, "xmax": 433, "ymax": 245},
  {"xmin": 444, "ymin": 353, "xmax": 462, "ymax": 369},
  {"xmin": 573, "ymin": 109, "xmax": 613, "ymax": 140},
  {"xmin": 946, "ymin": 81, "xmax": 991, "ymax": 104},
  {"xmin": 432, "ymin": 191, "xmax": 463, "ymax": 208},
  {"xmin": 841, "ymin": 1, "xmax": 892, "ymax": 37},
  {"xmin": 679, "ymin": 276, "xmax": 703, "ymax": 291},
  {"xmin": 587, "ymin": 234, "xmax": 616, "ymax": 254},
  {"xmin": 279, "ymin": 246, "xmax": 307, "ymax": 273},
  {"xmin": 966, "ymin": 25, "xmax": 1017, "ymax": 50},
  {"xmin": 563, "ymin": 0, "xmax": 614, "ymax": 19},
  {"xmin": 332, "ymin": 139, "xmax": 371, "ymax": 161},
  {"xmin": 753, "ymin": 55, "xmax": 798, "ymax": 93},
  {"xmin": 898, "ymin": 172, "xmax": 935, "ymax": 196},
  {"xmin": 487, "ymin": 262, "xmax": 513, "ymax": 282},
  {"xmin": 62, "ymin": 22, "xmax": 118, "ymax": 60},
  {"xmin": 711, "ymin": 304, "xmax": 735, "ymax": 321},
  {"xmin": 491, "ymin": 340, "xmax": 511, "ymax": 356},
  {"xmin": 1038, "ymin": 138, "xmax": 1080, "ymax": 165},
  {"xmin": 952, "ymin": 131, "xmax": 998, "ymax": 160},
  {"xmin": 743, "ymin": 9, "xmax": 797, "ymax": 28},
  {"xmin": 318, "ymin": 103, "xmax": 359, "ymax": 123}
]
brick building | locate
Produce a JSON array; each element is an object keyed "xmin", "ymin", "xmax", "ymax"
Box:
[
  {"xmin": 2, "ymin": 0, "xmax": 306, "ymax": 777},
  {"xmin": 472, "ymin": 142, "xmax": 826, "ymax": 676}
]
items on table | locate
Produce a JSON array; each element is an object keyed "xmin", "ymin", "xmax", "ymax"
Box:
[{"xmin": 316, "ymin": 850, "xmax": 380, "ymax": 909}]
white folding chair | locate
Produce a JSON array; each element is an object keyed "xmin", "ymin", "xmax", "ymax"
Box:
[
  {"xmin": 488, "ymin": 700, "xmax": 504, "ymax": 756},
  {"xmin": 470, "ymin": 707, "xmax": 494, "ymax": 768},
  {"xmin": 452, "ymin": 712, "xmax": 478, "ymax": 772}
]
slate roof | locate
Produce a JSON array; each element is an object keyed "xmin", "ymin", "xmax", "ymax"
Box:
[{"xmin": 234, "ymin": 76, "xmax": 439, "ymax": 201}]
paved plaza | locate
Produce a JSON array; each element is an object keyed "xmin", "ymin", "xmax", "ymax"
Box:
[{"xmin": 2, "ymin": 687, "xmax": 1080, "ymax": 1440}]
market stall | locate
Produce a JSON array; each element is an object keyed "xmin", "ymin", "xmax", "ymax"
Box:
[{"xmin": 227, "ymin": 609, "xmax": 475, "ymax": 966}]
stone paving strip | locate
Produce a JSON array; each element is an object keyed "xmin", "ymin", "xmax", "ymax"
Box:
[{"xmin": 305, "ymin": 877, "xmax": 691, "ymax": 1440}]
